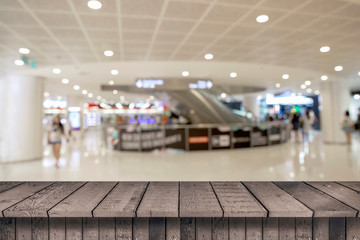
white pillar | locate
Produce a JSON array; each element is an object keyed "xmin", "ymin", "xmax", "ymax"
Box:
[
  {"xmin": 0, "ymin": 75, "xmax": 44, "ymax": 162},
  {"xmin": 320, "ymin": 81, "xmax": 351, "ymax": 144},
  {"xmin": 242, "ymin": 94, "xmax": 260, "ymax": 119}
]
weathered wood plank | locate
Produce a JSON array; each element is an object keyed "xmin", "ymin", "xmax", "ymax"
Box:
[
  {"xmin": 3, "ymin": 182, "xmax": 85, "ymax": 217},
  {"xmin": 263, "ymin": 218, "xmax": 278, "ymax": 239},
  {"xmin": 99, "ymin": 218, "xmax": 116, "ymax": 240},
  {"xmin": 0, "ymin": 218, "xmax": 15, "ymax": 240},
  {"xmin": 49, "ymin": 182, "xmax": 117, "ymax": 217},
  {"xmin": 347, "ymin": 218, "xmax": 360, "ymax": 240},
  {"xmin": 166, "ymin": 218, "xmax": 180, "ymax": 240},
  {"xmin": 149, "ymin": 218, "xmax": 166, "ymax": 240},
  {"xmin": 243, "ymin": 182, "xmax": 312, "ymax": 217},
  {"xmin": 66, "ymin": 218, "xmax": 82, "ymax": 240},
  {"xmin": 93, "ymin": 182, "xmax": 147, "ymax": 217},
  {"xmin": 229, "ymin": 218, "xmax": 245, "ymax": 240},
  {"xmin": 246, "ymin": 218, "xmax": 262, "ymax": 240},
  {"xmin": 16, "ymin": 218, "xmax": 31, "ymax": 240},
  {"xmin": 279, "ymin": 218, "xmax": 295, "ymax": 240},
  {"xmin": 337, "ymin": 182, "xmax": 360, "ymax": 193},
  {"xmin": 329, "ymin": 217, "xmax": 345, "ymax": 240},
  {"xmin": 313, "ymin": 218, "xmax": 329, "ymax": 240},
  {"xmin": 137, "ymin": 182, "xmax": 178, "ymax": 217},
  {"xmin": 307, "ymin": 182, "xmax": 360, "ymax": 215},
  {"xmin": 212, "ymin": 218, "xmax": 228, "ymax": 240},
  {"xmin": 180, "ymin": 182, "xmax": 222, "ymax": 217},
  {"xmin": 276, "ymin": 182, "xmax": 357, "ymax": 217},
  {"xmin": 180, "ymin": 218, "xmax": 195, "ymax": 240},
  {"xmin": 49, "ymin": 218, "xmax": 65, "ymax": 240},
  {"xmin": 211, "ymin": 182, "xmax": 267, "ymax": 217},
  {"xmin": 83, "ymin": 218, "xmax": 98, "ymax": 240},
  {"xmin": 116, "ymin": 218, "xmax": 132, "ymax": 240},
  {"xmin": 32, "ymin": 217, "xmax": 48, "ymax": 240},
  {"xmin": 296, "ymin": 218, "xmax": 312, "ymax": 239},
  {"xmin": 133, "ymin": 218, "xmax": 149, "ymax": 240},
  {"xmin": 0, "ymin": 182, "xmax": 23, "ymax": 193},
  {"xmin": 0, "ymin": 182, "xmax": 53, "ymax": 215},
  {"xmin": 195, "ymin": 218, "xmax": 211, "ymax": 240}
]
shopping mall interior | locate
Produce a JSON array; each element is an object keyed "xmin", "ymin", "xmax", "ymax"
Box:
[{"xmin": 0, "ymin": 0, "xmax": 359, "ymax": 181}]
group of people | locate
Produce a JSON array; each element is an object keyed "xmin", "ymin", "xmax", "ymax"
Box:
[{"xmin": 291, "ymin": 109, "xmax": 317, "ymax": 143}]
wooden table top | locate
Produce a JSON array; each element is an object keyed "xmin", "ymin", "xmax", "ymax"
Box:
[{"xmin": 0, "ymin": 182, "xmax": 359, "ymax": 218}]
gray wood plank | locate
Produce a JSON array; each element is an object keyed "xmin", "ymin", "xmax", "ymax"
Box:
[
  {"xmin": 16, "ymin": 218, "xmax": 31, "ymax": 240},
  {"xmin": 49, "ymin": 182, "xmax": 117, "ymax": 217},
  {"xmin": 279, "ymin": 218, "xmax": 295, "ymax": 240},
  {"xmin": 99, "ymin": 218, "xmax": 115, "ymax": 240},
  {"xmin": 263, "ymin": 218, "xmax": 278, "ymax": 240},
  {"xmin": 3, "ymin": 182, "xmax": 85, "ymax": 217},
  {"xmin": 116, "ymin": 218, "xmax": 132, "ymax": 240},
  {"xmin": 246, "ymin": 218, "xmax": 262, "ymax": 240},
  {"xmin": 166, "ymin": 218, "xmax": 180, "ymax": 240},
  {"xmin": 307, "ymin": 182, "xmax": 360, "ymax": 215},
  {"xmin": 49, "ymin": 218, "xmax": 65, "ymax": 240},
  {"xmin": 0, "ymin": 182, "xmax": 23, "ymax": 193},
  {"xmin": 83, "ymin": 218, "xmax": 98, "ymax": 240},
  {"xmin": 180, "ymin": 218, "xmax": 195, "ymax": 240},
  {"xmin": 133, "ymin": 218, "xmax": 149, "ymax": 240},
  {"xmin": 93, "ymin": 182, "xmax": 147, "ymax": 217},
  {"xmin": 195, "ymin": 218, "xmax": 211, "ymax": 240},
  {"xmin": 211, "ymin": 182, "xmax": 267, "ymax": 217},
  {"xmin": 329, "ymin": 217, "xmax": 345, "ymax": 240},
  {"xmin": 347, "ymin": 218, "xmax": 360, "ymax": 240},
  {"xmin": 212, "ymin": 218, "xmax": 228, "ymax": 240},
  {"xmin": 32, "ymin": 217, "xmax": 48, "ymax": 240},
  {"xmin": 180, "ymin": 182, "xmax": 222, "ymax": 217},
  {"xmin": 296, "ymin": 218, "xmax": 312, "ymax": 240},
  {"xmin": 137, "ymin": 182, "xmax": 178, "ymax": 217},
  {"xmin": 276, "ymin": 182, "xmax": 357, "ymax": 217},
  {"xmin": 337, "ymin": 182, "xmax": 360, "ymax": 193},
  {"xmin": 0, "ymin": 182, "xmax": 53, "ymax": 215},
  {"xmin": 229, "ymin": 218, "xmax": 245, "ymax": 240},
  {"xmin": 313, "ymin": 218, "xmax": 329, "ymax": 240},
  {"xmin": 0, "ymin": 218, "xmax": 15, "ymax": 240},
  {"xmin": 66, "ymin": 218, "xmax": 82, "ymax": 240},
  {"xmin": 149, "ymin": 218, "xmax": 166, "ymax": 240},
  {"xmin": 243, "ymin": 182, "xmax": 312, "ymax": 217}
]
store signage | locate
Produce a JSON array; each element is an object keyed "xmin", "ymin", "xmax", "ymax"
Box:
[
  {"xmin": 251, "ymin": 127, "xmax": 268, "ymax": 147},
  {"xmin": 141, "ymin": 130, "xmax": 164, "ymax": 151},
  {"xmin": 135, "ymin": 79, "xmax": 164, "ymax": 89},
  {"xmin": 189, "ymin": 137, "xmax": 209, "ymax": 144},
  {"xmin": 120, "ymin": 131, "xmax": 141, "ymax": 151},
  {"xmin": 189, "ymin": 80, "xmax": 213, "ymax": 89},
  {"xmin": 232, "ymin": 127, "xmax": 251, "ymax": 148},
  {"xmin": 188, "ymin": 128, "xmax": 209, "ymax": 151},
  {"xmin": 211, "ymin": 127, "xmax": 231, "ymax": 149},
  {"xmin": 165, "ymin": 129, "xmax": 185, "ymax": 150}
]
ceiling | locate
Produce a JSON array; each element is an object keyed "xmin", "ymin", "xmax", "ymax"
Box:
[{"xmin": 0, "ymin": 0, "xmax": 359, "ymax": 100}]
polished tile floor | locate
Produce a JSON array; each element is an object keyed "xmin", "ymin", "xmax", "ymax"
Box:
[{"xmin": 0, "ymin": 129, "xmax": 359, "ymax": 181}]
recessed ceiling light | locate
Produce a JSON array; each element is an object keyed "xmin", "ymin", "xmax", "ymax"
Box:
[
  {"xmin": 275, "ymin": 83, "xmax": 281, "ymax": 88},
  {"xmin": 104, "ymin": 50, "xmax": 113, "ymax": 57},
  {"xmin": 61, "ymin": 78, "xmax": 69, "ymax": 84},
  {"xmin": 182, "ymin": 71, "xmax": 189, "ymax": 77},
  {"xmin": 321, "ymin": 75, "xmax": 328, "ymax": 81},
  {"xmin": 53, "ymin": 68, "xmax": 61, "ymax": 74},
  {"xmin": 113, "ymin": 90, "xmax": 118, "ymax": 95},
  {"xmin": 14, "ymin": 59, "xmax": 24, "ymax": 66},
  {"xmin": 120, "ymin": 96, "xmax": 125, "ymax": 101},
  {"xmin": 306, "ymin": 88, "xmax": 312, "ymax": 93},
  {"xmin": 314, "ymin": 90, "xmax": 320, "ymax": 95},
  {"xmin": 73, "ymin": 85, "xmax": 80, "ymax": 90},
  {"xmin": 44, "ymin": 92, "xmax": 50, "ymax": 97},
  {"xmin": 301, "ymin": 84, "xmax": 306, "ymax": 89},
  {"xmin": 97, "ymin": 96, "xmax": 102, "ymax": 100},
  {"xmin": 82, "ymin": 90, "xmax": 88, "ymax": 95},
  {"xmin": 204, "ymin": 53, "xmax": 213, "ymax": 60},
  {"xmin": 87, "ymin": 0, "xmax": 102, "ymax": 9},
  {"xmin": 220, "ymin": 93, "xmax": 226, "ymax": 98},
  {"xmin": 18, "ymin": 48, "xmax": 30, "ymax": 54},
  {"xmin": 256, "ymin": 15, "xmax": 269, "ymax": 23},
  {"xmin": 305, "ymin": 80, "xmax": 311, "ymax": 86},
  {"xmin": 354, "ymin": 94, "xmax": 360, "ymax": 100},
  {"xmin": 334, "ymin": 65, "xmax": 343, "ymax": 71},
  {"xmin": 109, "ymin": 80, "xmax": 114, "ymax": 85},
  {"xmin": 230, "ymin": 72, "xmax": 237, "ymax": 78},
  {"xmin": 358, "ymin": 71, "xmax": 360, "ymax": 76},
  {"xmin": 111, "ymin": 69, "xmax": 118, "ymax": 75},
  {"xmin": 88, "ymin": 93, "xmax": 93, "ymax": 98},
  {"xmin": 320, "ymin": 46, "xmax": 330, "ymax": 53},
  {"xmin": 282, "ymin": 74, "xmax": 289, "ymax": 80}
]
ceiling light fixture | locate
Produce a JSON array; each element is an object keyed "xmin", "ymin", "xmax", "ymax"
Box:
[
  {"xmin": 104, "ymin": 50, "xmax": 113, "ymax": 57},
  {"xmin": 204, "ymin": 53, "xmax": 213, "ymax": 60},
  {"xmin": 220, "ymin": 93, "xmax": 226, "ymax": 98},
  {"xmin": 354, "ymin": 94, "xmax": 360, "ymax": 100},
  {"xmin": 305, "ymin": 80, "xmax": 311, "ymax": 86},
  {"xmin": 275, "ymin": 83, "xmax": 281, "ymax": 88},
  {"xmin": 358, "ymin": 71, "xmax": 360, "ymax": 76},
  {"xmin": 113, "ymin": 90, "xmax": 118, "ymax": 94},
  {"xmin": 111, "ymin": 69, "xmax": 118, "ymax": 75},
  {"xmin": 320, "ymin": 46, "xmax": 330, "ymax": 53},
  {"xmin": 52, "ymin": 68, "xmax": 61, "ymax": 74},
  {"xmin": 182, "ymin": 71, "xmax": 189, "ymax": 77},
  {"xmin": 88, "ymin": 93, "xmax": 93, "ymax": 98},
  {"xmin": 321, "ymin": 75, "xmax": 328, "ymax": 81},
  {"xmin": 61, "ymin": 78, "xmax": 69, "ymax": 84},
  {"xmin": 301, "ymin": 84, "xmax": 306, "ymax": 89},
  {"xmin": 230, "ymin": 72, "xmax": 237, "ymax": 78},
  {"xmin": 18, "ymin": 48, "xmax": 30, "ymax": 54},
  {"xmin": 14, "ymin": 59, "xmax": 24, "ymax": 66},
  {"xmin": 306, "ymin": 88, "xmax": 312, "ymax": 93},
  {"xmin": 282, "ymin": 74, "xmax": 289, "ymax": 80},
  {"xmin": 87, "ymin": 0, "xmax": 102, "ymax": 9},
  {"xmin": 109, "ymin": 80, "xmax": 114, "ymax": 85},
  {"xmin": 314, "ymin": 90, "xmax": 320, "ymax": 95},
  {"xmin": 256, "ymin": 15, "xmax": 269, "ymax": 23},
  {"xmin": 73, "ymin": 85, "xmax": 80, "ymax": 90},
  {"xmin": 334, "ymin": 65, "xmax": 343, "ymax": 71},
  {"xmin": 82, "ymin": 90, "xmax": 88, "ymax": 95},
  {"xmin": 44, "ymin": 92, "xmax": 50, "ymax": 97}
]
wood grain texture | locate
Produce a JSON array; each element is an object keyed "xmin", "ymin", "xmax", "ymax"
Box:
[
  {"xmin": 246, "ymin": 218, "xmax": 262, "ymax": 240},
  {"xmin": 99, "ymin": 218, "xmax": 116, "ymax": 240},
  {"xmin": 229, "ymin": 218, "xmax": 245, "ymax": 240},
  {"xmin": 3, "ymin": 182, "xmax": 85, "ymax": 217},
  {"xmin": 66, "ymin": 218, "xmax": 82, "ymax": 240},
  {"xmin": 296, "ymin": 218, "xmax": 312, "ymax": 240},
  {"xmin": 166, "ymin": 218, "xmax": 180, "ymax": 240},
  {"xmin": 243, "ymin": 182, "xmax": 312, "ymax": 217},
  {"xmin": 211, "ymin": 182, "xmax": 267, "ymax": 217},
  {"xmin": 16, "ymin": 218, "xmax": 31, "ymax": 240},
  {"xmin": 49, "ymin": 218, "xmax": 65, "ymax": 240},
  {"xmin": 329, "ymin": 217, "xmax": 345, "ymax": 240},
  {"xmin": 276, "ymin": 182, "xmax": 357, "ymax": 217},
  {"xmin": 347, "ymin": 218, "xmax": 360, "ymax": 240},
  {"xmin": 32, "ymin": 217, "xmax": 48, "ymax": 240},
  {"xmin": 0, "ymin": 182, "xmax": 53, "ymax": 215},
  {"xmin": 180, "ymin": 218, "xmax": 195, "ymax": 240},
  {"xmin": 180, "ymin": 182, "xmax": 222, "ymax": 217},
  {"xmin": 93, "ymin": 182, "xmax": 147, "ymax": 217},
  {"xmin": 196, "ymin": 218, "xmax": 211, "ymax": 240},
  {"xmin": 133, "ymin": 218, "xmax": 149, "ymax": 240},
  {"xmin": 49, "ymin": 182, "xmax": 117, "ymax": 217},
  {"xmin": 313, "ymin": 218, "xmax": 329, "ymax": 240},
  {"xmin": 0, "ymin": 218, "xmax": 15, "ymax": 240},
  {"xmin": 0, "ymin": 182, "xmax": 23, "ymax": 193},
  {"xmin": 262, "ymin": 218, "xmax": 278, "ymax": 240},
  {"xmin": 149, "ymin": 218, "xmax": 166, "ymax": 240},
  {"xmin": 279, "ymin": 218, "xmax": 295, "ymax": 240},
  {"xmin": 212, "ymin": 218, "xmax": 228, "ymax": 240},
  {"xmin": 137, "ymin": 182, "xmax": 178, "ymax": 217},
  {"xmin": 115, "ymin": 218, "xmax": 132, "ymax": 240},
  {"xmin": 308, "ymin": 182, "xmax": 360, "ymax": 215},
  {"xmin": 337, "ymin": 182, "xmax": 360, "ymax": 193},
  {"xmin": 83, "ymin": 218, "xmax": 98, "ymax": 240}
]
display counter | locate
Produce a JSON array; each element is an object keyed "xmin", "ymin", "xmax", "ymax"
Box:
[{"xmin": 104, "ymin": 121, "xmax": 290, "ymax": 152}]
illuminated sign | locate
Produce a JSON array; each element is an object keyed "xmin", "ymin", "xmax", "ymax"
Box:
[
  {"xmin": 136, "ymin": 79, "xmax": 164, "ymax": 88},
  {"xmin": 189, "ymin": 80, "xmax": 213, "ymax": 89}
]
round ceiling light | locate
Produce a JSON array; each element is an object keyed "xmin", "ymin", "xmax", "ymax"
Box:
[
  {"xmin": 182, "ymin": 71, "xmax": 189, "ymax": 77},
  {"xmin": 275, "ymin": 83, "xmax": 281, "ymax": 88},
  {"xmin": 305, "ymin": 80, "xmax": 311, "ymax": 86},
  {"xmin": 321, "ymin": 75, "xmax": 328, "ymax": 81},
  {"xmin": 111, "ymin": 69, "xmax": 118, "ymax": 75},
  {"xmin": 19, "ymin": 48, "xmax": 30, "ymax": 54},
  {"xmin": 104, "ymin": 50, "xmax": 113, "ymax": 57},
  {"xmin": 113, "ymin": 90, "xmax": 118, "ymax": 95},
  {"xmin": 44, "ymin": 92, "xmax": 50, "ymax": 97},
  {"xmin": 87, "ymin": 0, "xmax": 102, "ymax": 9},
  {"xmin": 282, "ymin": 74, "xmax": 289, "ymax": 80},
  {"xmin": 320, "ymin": 46, "xmax": 330, "ymax": 53},
  {"xmin": 301, "ymin": 84, "xmax": 306, "ymax": 89},
  {"xmin": 358, "ymin": 71, "xmax": 360, "ymax": 76},
  {"xmin": 82, "ymin": 90, "xmax": 88, "ymax": 95},
  {"xmin": 256, "ymin": 15, "xmax": 269, "ymax": 23},
  {"xmin": 230, "ymin": 72, "xmax": 237, "ymax": 78},
  {"xmin": 88, "ymin": 93, "xmax": 93, "ymax": 98},
  {"xmin": 73, "ymin": 85, "xmax": 80, "ymax": 90},
  {"xmin": 354, "ymin": 94, "xmax": 360, "ymax": 100},
  {"xmin": 334, "ymin": 65, "xmax": 343, "ymax": 71},
  {"xmin": 61, "ymin": 78, "xmax": 69, "ymax": 84},
  {"xmin": 109, "ymin": 80, "xmax": 114, "ymax": 85},
  {"xmin": 220, "ymin": 93, "xmax": 226, "ymax": 98},
  {"xmin": 204, "ymin": 53, "xmax": 213, "ymax": 60},
  {"xmin": 97, "ymin": 96, "xmax": 102, "ymax": 100},
  {"xmin": 306, "ymin": 88, "xmax": 312, "ymax": 93},
  {"xmin": 314, "ymin": 90, "xmax": 320, "ymax": 95},
  {"xmin": 14, "ymin": 59, "xmax": 24, "ymax": 66},
  {"xmin": 52, "ymin": 68, "xmax": 61, "ymax": 74}
]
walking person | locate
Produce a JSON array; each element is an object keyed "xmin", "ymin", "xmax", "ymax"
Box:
[
  {"xmin": 341, "ymin": 110, "xmax": 354, "ymax": 147},
  {"xmin": 48, "ymin": 115, "xmax": 66, "ymax": 167},
  {"xmin": 291, "ymin": 112, "xmax": 301, "ymax": 143},
  {"xmin": 300, "ymin": 110, "xmax": 315, "ymax": 143}
]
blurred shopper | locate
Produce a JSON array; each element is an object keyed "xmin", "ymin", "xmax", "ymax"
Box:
[
  {"xmin": 341, "ymin": 110, "xmax": 354, "ymax": 146},
  {"xmin": 291, "ymin": 113, "xmax": 301, "ymax": 143},
  {"xmin": 300, "ymin": 110, "xmax": 315, "ymax": 142},
  {"xmin": 47, "ymin": 115, "xmax": 66, "ymax": 168}
]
